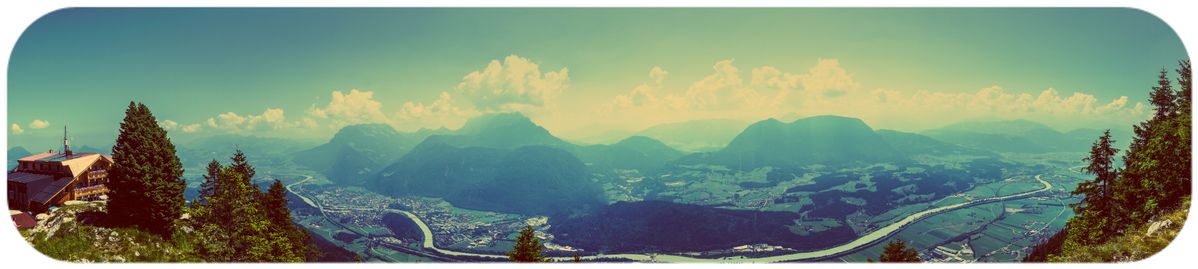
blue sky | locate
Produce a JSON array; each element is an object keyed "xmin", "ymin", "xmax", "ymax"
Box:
[{"xmin": 6, "ymin": 8, "xmax": 1189, "ymax": 149}]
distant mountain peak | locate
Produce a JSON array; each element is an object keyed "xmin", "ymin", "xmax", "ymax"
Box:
[
  {"xmin": 457, "ymin": 112, "xmax": 540, "ymax": 134},
  {"xmin": 747, "ymin": 118, "xmax": 785, "ymax": 127},
  {"xmin": 705, "ymin": 114, "xmax": 900, "ymax": 169},
  {"xmin": 615, "ymin": 135, "xmax": 662, "ymax": 145},
  {"xmin": 792, "ymin": 114, "xmax": 871, "ymax": 127},
  {"xmin": 331, "ymin": 123, "xmax": 401, "ymax": 141},
  {"xmin": 415, "ymin": 112, "xmax": 566, "ymax": 150}
]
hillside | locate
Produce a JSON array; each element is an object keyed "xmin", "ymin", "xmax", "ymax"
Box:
[
  {"xmin": 922, "ymin": 119, "xmax": 1094, "ymax": 153},
  {"xmin": 371, "ymin": 144, "xmax": 606, "ymax": 216},
  {"xmin": 370, "ymin": 142, "xmax": 506, "ymax": 199},
  {"xmin": 454, "ymin": 146, "xmax": 606, "ymax": 215},
  {"xmin": 700, "ymin": 115, "xmax": 901, "ymax": 170},
  {"xmin": 1044, "ymin": 199, "xmax": 1188, "ymax": 262},
  {"xmin": 423, "ymin": 112, "xmax": 571, "ymax": 149},
  {"xmin": 876, "ymin": 129, "xmax": 996, "ymax": 157},
  {"xmin": 22, "ymin": 199, "xmax": 360, "ymax": 262},
  {"xmin": 22, "ymin": 201, "xmax": 197, "ymax": 262},
  {"xmin": 573, "ymin": 136, "xmax": 684, "ymax": 173},
  {"xmin": 293, "ymin": 124, "xmax": 442, "ymax": 185}
]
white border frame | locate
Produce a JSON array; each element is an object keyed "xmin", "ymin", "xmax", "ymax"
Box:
[{"xmin": 1, "ymin": 1, "xmax": 1194, "ymax": 268}]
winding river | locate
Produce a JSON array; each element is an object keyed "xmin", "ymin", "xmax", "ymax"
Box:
[{"xmin": 290, "ymin": 174, "xmax": 1053, "ymax": 263}]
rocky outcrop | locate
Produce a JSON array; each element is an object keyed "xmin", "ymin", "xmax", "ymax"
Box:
[{"xmin": 22, "ymin": 200, "xmax": 196, "ymax": 262}]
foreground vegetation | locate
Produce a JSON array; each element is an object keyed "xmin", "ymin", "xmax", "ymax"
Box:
[
  {"xmin": 26, "ymin": 202, "xmax": 196, "ymax": 262},
  {"xmin": 1049, "ymin": 199, "xmax": 1188, "ymax": 262},
  {"xmin": 24, "ymin": 102, "xmax": 325, "ymax": 262},
  {"xmin": 871, "ymin": 238, "xmax": 921, "ymax": 262},
  {"xmin": 1027, "ymin": 60, "xmax": 1192, "ymax": 262}
]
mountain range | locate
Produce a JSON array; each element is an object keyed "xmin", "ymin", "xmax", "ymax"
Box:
[
  {"xmin": 292, "ymin": 124, "xmax": 447, "ymax": 186},
  {"xmin": 922, "ymin": 119, "xmax": 1131, "ymax": 153},
  {"xmin": 682, "ymin": 115, "xmax": 906, "ymax": 170},
  {"xmin": 16, "ymin": 111, "xmax": 1111, "ymax": 219},
  {"xmin": 363, "ymin": 114, "xmax": 608, "ymax": 215}
]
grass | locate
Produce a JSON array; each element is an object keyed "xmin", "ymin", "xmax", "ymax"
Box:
[
  {"xmin": 25, "ymin": 202, "xmax": 198, "ymax": 262},
  {"xmin": 1049, "ymin": 199, "xmax": 1189, "ymax": 262}
]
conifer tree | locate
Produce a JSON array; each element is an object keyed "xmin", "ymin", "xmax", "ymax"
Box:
[
  {"xmin": 508, "ymin": 225, "xmax": 547, "ymax": 262},
  {"xmin": 878, "ymin": 238, "xmax": 920, "ymax": 262},
  {"xmin": 1177, "ymin": 59, "xmax": 1192, "ymax": 106},
  {"xmin": 1043, "ymin": 59, "xmax": 1193, "ymax": 261},
  {"xmin": 195, "ymin": 159, "xmax": 223, "ymax": 206},
  {"xmin": 107, "ymin": 102, "xmax": 186, "ymax": 238},
  {"xmin": 1076, "ymin": 130, "xmax": 1118, "ymax": 215},
  {"xmin": 229, "ymin": 149, "xmax": 256, "ymax": 184},
  {"xmin": 1066, "ymin": 130, "xmax": 1121, "ymax": 244},
  {"xmin": 1150, "ymin": 69, "xmax": 1177, "ymax": 120},
  {"xmin": 191, "ymin": 153, "xmax": 316, "ymax": 262},
  {"xmin": 264, "ymin": 179, "xmax": 321, "ymax": 261}
]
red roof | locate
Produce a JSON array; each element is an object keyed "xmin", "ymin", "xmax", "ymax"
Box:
[{"xmin": 11, "ymin": 212, "xmax": 36, "ymax": 230}]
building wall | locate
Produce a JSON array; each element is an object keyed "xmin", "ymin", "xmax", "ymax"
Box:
[
  {"xmin": 6, "ymin": 181, "xmax": 30, "ymax": 211},
  {"xmin": 7, "ymin": 154, "xmax": 112, "ymax": 213}
]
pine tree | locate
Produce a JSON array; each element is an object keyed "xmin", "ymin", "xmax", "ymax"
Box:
[
  {"xmin": 263, "ymin": 180, "xmax": 290, "ymax": 229},
  {"xmin": 190, "ymin": 153, "xmax": 318, "ymax": 262},
  {"xmin": 107, "ymin": 102, "xmax": 187, "ymax": 238},
  {"xmin": 195, "ymin": 159, "xmax": 223, "ymax": 206},
  {"xmin": 264, "ymin": 179, "xmax": 322, "ymax": 261},
  {"xmin": 229, "ymin": 149, "xmax": 256, "ymax": 184},
  {"xmin": 1076, "ymin": 130, "xmax": 1119, "ymax": 215},
  {"xmin": 878, "ymin": 238, "xmax": 920, "ymax": 262},
  {"xmin": 1178, "ymin": 59, "xmax": 1192, "ymax": 106},
  {"xmin": 1028, "ymin": 59, "xmax": 1192, "ymax": 261},
  {"xmin": 1150, "ymin": 69, "xmax": 1177, "ymax": 120},
  {"xmin": 196, "ymin": 167, "xmax": 301, "ymax": 262},
  {"xmin": 1114, "ymin": 60, "xmax": 1192, "ymax": 224},
  {"xmin": 1067, "ymin": 130, "xmax": 1121, "ymax": 244},
  {"xmin": 508, "ymin": 225, "xmax": 547, "ymax": 262}
]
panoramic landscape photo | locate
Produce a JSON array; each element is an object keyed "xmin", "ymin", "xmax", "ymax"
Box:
[{"xmin": 4, "ymin": 8, "xmax": 1192, "ymax": 263}]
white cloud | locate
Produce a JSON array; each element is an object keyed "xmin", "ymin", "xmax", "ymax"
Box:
[
  {"xmin": 11, "ymin": 124, "xmax": 23, "ymax": 135},
  {"xmin": 609, "ymin": 67, "xmax": 668, "ymax": 110},
  {"xmin": 160, "ymin": 120, "xmax": 179, "ymax": 130},
  {"xmin": 597, "ymin": 58, "xmax": 1140, "ymax": 132},
  {"xmin": 609, "ymin": 60, "xmax": 805, "ymax": 115},
  {"xmin": 180, "ymin": 123, "xmax": 201, "ymax": 133},
  {"xmin": 597, "ymin": 62, "xmax": 801, "ymax": 131},
  {"xmin": 398, "ymin": 92, "xmax": 467, "ymax": 118},
  {"xmin": 394, "ymin": 92, "xmax": 477, "ymax": 131},
  {"xmin": 798, "ymin": 58, "xmax": 858, "ymax": 97},
  {"xmin": 650, "ymin": 66, "xmax": 669, "ymax": 85},
  {"xmin": 205, "ymin": 108, "xmax": 287, "ymax": 133},
  {"xmin": 456, "ymin": 55, "xmax": 570, "ymax": 111},
  {"xmin": 29, "ymin": 119, "xmax": 49, "ymax": 129},
  {"xmin": 612, "ymin": 84, "xmax": 663, "ymax": 109},
  {"xmin": 867, "ymin": 86, "xmax": 1138, "ymax": 117},
  {"xmin": 679, "ymin": 59, "xmax": 748, "ymax": 110},
  {"xmin": 301, "ymin": 118, "xmax": 319, "ymax": 129},
  {"xmin": 857, "ymin": 86, "xmax": 1144, "ymax": 130},
  {"xmin": 305, "ymin": 89, "xmax": 388, "ymax": 128}
]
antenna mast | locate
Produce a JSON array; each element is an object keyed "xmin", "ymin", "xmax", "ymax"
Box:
[{"xmin": 63, "ymin": 125, "xmax": 72, "ymax": 156}]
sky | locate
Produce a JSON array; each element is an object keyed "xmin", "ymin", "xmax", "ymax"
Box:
[{"xmin": 6, "ymin": 8, "xmax": 1190, "ymax": 149}]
